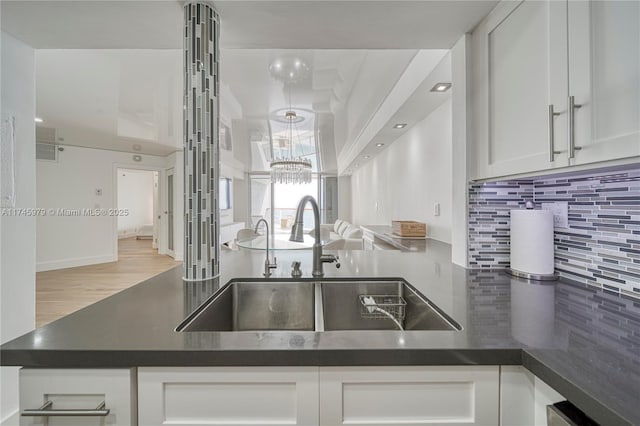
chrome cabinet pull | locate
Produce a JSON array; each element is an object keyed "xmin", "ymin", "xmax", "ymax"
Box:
[
  {"xmin": 548, "ymin": 104, "xmax": 562, "ymax": 162},
  {"xmin": 21, "ymin": 400, "xmax": 110, "ymax": 417},
  {"xmin": 568, "ymin": 95, "xmax": 583, "ymax": 159}
]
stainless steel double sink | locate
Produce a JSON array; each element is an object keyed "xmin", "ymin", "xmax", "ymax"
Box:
[{"xmin": 176, "ymin": 278, "xmax": 461, "ymax": 332}]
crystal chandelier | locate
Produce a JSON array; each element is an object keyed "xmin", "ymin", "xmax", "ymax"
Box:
[{"xmin": 270, "ymin": 93, "xmax": 312, "ymax": 184}]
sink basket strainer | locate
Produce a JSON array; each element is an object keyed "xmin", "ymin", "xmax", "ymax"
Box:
[{"xmin": 359, "ymin": 295, "xmax": 407, "ymax": 321}]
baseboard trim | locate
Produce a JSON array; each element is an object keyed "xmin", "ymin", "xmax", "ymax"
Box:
[{"xmin": 36, "ymin": 255, "xmax": 116, "ymax": 272}]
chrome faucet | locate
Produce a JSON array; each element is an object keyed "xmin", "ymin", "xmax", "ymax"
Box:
[
  {"xmin": 254, "ymin": 218, "xmax": 277, "ymax": 278},
  {"xmin": 289, "ymin": 195, "xmax": 340, "ymax": 277}
]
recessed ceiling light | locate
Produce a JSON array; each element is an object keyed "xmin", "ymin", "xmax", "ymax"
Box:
[
  {"xmin": 269, "ymin": 58, "xmax": 309, "ymax": 83},
  {"xmin": 363, "ymin": 155, "xmax": 370, "ymax": 159},
  {"xmin": 431, "ymin": 82, "xmax": 452, "ymax": 92},
  {"xmin": 393, "ymin": 123, "xmax": 407, "ymax": 129},
  {"xmin": 34, "ymin": 117, "xmax": 43, "ymax": 123},
  {"xmin": 376, "ymin": 143, "xmax": 385, "ymax": 147}
]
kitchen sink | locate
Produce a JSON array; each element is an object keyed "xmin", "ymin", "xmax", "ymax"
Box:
[
  {"xmin": 176, "ymin": 278, "xmax": 460, "ymax": 332},
  {"xmin": 176, "ymin": 281, "xmax": 316, "ymax": 332},
  {"xmin": 321, "ymin": 280, "xmax": 461, "ymax": 331}
]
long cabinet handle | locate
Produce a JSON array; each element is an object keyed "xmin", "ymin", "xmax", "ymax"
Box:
[
  {"xmin": 21, "ymin": 400, "xmax": 110, "ymax": 417},
  {"xmin": 568, "ymin": 95, "xmax": 583, "ymax": 159},
  {"xmin": 548, "ymin": 104, "xmax": 562, "ymax": 162}
]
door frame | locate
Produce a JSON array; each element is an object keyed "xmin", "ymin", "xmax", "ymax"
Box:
[
  {"xmin": 112, "ymin": 163, "xmax": 166, "ymax": 262},
  {"xmin": 164, "ymin": 167, "xmax": 176, "ymax": 258}
]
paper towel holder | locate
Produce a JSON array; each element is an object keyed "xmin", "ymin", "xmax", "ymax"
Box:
[{"xmin": 506, "ymin": 268, "xmax": 559, "ymax": 281}]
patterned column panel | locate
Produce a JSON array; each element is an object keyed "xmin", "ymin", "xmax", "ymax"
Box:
[{"xmin": 183, "ymin": 1, "xmax": 220, "ymax": 281}]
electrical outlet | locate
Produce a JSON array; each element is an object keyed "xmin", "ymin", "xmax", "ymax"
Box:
[
  {"xmin": 434, "ymin": 203, "xmax": 440, "ymax": 216},
  {"xmin": 542, "ymin": 202, "xmax": 568, "ymax": 228}
]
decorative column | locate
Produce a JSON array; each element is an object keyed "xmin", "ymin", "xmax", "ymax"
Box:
[{"xmin": 183, "ymin": 1, "xmax": 220, "ymax": 281}]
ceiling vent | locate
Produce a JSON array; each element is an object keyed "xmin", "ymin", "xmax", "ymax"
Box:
[{"xmin": 36, "ymin": 126, "xmax": 58, "ymax": 162}]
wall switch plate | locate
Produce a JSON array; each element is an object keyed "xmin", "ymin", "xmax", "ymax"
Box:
[
  {"xmin": 542, "ymin": 201, "xmax": 568, "ymax": 228},
  {"xmin": 434, "ymin": 203, "xmax": 440, "ymax": 216}
]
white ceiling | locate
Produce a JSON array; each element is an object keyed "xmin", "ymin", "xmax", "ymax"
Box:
[
  {"xmin": 36, "ymin": 50, "xmax": 182, "ymax": 156},
  {"xmin": 339, "ymin": 50, "xmax": 452, "ymax": 174},
  {"xmin": 220, "ymin": 48, "xmax": 420, "ymax": 171},
  {"xmin": 1, "ymin": 1, "xmax": 183, "ymax": 49},
  {"xmin": 2, "ymin": 1, "xmax": 497, "ymax": 49},
  {"xmin": 33, "ymin": 48, "xmax": 418, "ymax": 159},
  {"xmin": 220, "ymin": 49, "xmax": 367, "ymax": 118},
  {"xmin": 10, "ymin": 1, "xmax": 492, "ymax": 165}
]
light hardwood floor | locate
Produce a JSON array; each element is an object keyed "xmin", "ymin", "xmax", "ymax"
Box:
[{"xmin": 36, "ymin": 238, "xmax": 180, "ymax": 327}]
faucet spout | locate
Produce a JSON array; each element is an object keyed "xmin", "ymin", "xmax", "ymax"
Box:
[
  {"xmin": 289, "ymin": 195, "xmax": 338, "ymax": 277},
  {"xmin": 289, "ymin": 195, "xmax": 321, "ymax": 244},
  {"xmin": 255, "ymin": 218, "xmax": 277, "ymax": 278}
]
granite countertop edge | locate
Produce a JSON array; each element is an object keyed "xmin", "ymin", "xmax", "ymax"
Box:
[{"xmin": 2, "ymin": 346, "xmax": 631, "ymax": 425}]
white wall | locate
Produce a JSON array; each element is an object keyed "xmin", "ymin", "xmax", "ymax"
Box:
[
  {"xmin": 117, "ymin": 169, "xmax": 155, "ymax": 238},
  {"xmin": 233, "ymin": 176, "xmax": 249, "ymax": 225},
  {"xmin": 0, "ymin": 32, "xmax": 36, "ymax": 423},
  {"xmin": 351, "ymin": 98, "xmax": 453, "ymax": 243},
  {"xmin": 338, "ymin": 176, "xmax": 352, "ymax": 222},
  {"xmin": 36, "ymin": 145, "xmax": 172, "ymax": 271}
]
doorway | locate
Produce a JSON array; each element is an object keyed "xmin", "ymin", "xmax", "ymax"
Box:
[
  {"xmin": 116, "ymin": 168, "xmax": 159, "ymax": 252},
  {"xmin": 166, "ymin": 168, "xmax": 176, "ymax": 257}
]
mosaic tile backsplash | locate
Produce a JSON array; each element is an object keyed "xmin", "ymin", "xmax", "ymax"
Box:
[{"xmin": 469, "ymin": 167, "xmax": 640, "ymax": 299}]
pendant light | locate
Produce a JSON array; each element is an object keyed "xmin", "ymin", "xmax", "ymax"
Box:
[{"xmin": 270, "ymin": 85, "xmax": 312, "ymax": 184}]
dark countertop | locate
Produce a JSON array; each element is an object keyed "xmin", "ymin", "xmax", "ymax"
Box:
[
  {"xmin": 2, "ymin": 243, "xmax": 639, "ymax": 425},
  {"xmin": 361, "ymin": 225, "xmax": 429, "ymax": 251}
]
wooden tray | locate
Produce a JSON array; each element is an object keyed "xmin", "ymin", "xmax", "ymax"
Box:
[{"xmin": 391, "ymin": 221, "xmax": 427, "ymax": 237}]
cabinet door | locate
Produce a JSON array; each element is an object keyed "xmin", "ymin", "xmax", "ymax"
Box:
[
  {"xmin": 569, "ymin": 1, "xmax": 640, "ymax": 165},
  {"xmin": 19, "ymin": 368, "xmax": 136, "ymax": 426},
  {"xmin": 319, "ymin": 366, "xmax": 499, "ymax": 426},
  {"xmin": 473, "ymin": 0, "xmax": 569, "ymax": 179},
  {"xmin": 138, "ymin": 367, "xmax": 319, "ymax": 426}
]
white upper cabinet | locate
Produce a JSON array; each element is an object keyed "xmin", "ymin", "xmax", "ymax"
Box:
[
  {"xmin": 568, "ymin": 1, "xmax": 640, "ymax": 165},
  {"xmin": 472, "ymin": 0, "xmax": 640, "ymax": 180},
  {"xmin": 472, "ymin": 0, "xmax": 569, "ymax": 179}
]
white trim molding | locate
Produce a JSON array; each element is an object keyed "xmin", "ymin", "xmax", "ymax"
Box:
[{"xmin": 36, "ymin": 254, "xmax": 116, "ymax": 272}]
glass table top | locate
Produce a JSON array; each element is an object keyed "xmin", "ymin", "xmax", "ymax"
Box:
[{"xmin": 237, "ymin": 234, "xmax": 322, "ymax": 251}]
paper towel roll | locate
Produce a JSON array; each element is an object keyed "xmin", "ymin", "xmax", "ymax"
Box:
[{"xmin": 510, "ymin": 209, "xmax": 555, "ymax": 275}]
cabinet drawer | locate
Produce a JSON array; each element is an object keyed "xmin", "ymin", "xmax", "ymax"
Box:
[
  {"xmin": 138, "ymin": 367, "xmax": 319, "ymax": 426},
  {"xmin": 319, "ymin": 366, "xmax": 499, "ymax": 426},
  {"xmin": 19, "ymin": 368, "xmax": 136, "ymax": 426}
]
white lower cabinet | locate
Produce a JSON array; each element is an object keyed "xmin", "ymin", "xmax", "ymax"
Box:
[
  {"xmin": 319, "ymin": 366, "xmax": 500, "ymax": 426},
  {"xmin": 499, "ymin": 366, "xmax": 565, "ymax": 426},
  {"xmin": 18, "ymin": 365, "xmax": 563, "ymax": 425},
  {"xmin": 19, "ymin": 368, "xmax": 137, "ymax": 426},
  {"xmin": 137, "ymin": 367, "xmax": 320, "ymax": 426},
  {"xmin": 137, "ymin": 366, "xmax": 499, "ymax": 426}
]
